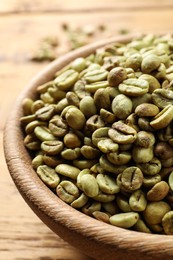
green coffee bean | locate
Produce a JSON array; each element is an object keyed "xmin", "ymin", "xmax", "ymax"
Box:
[
  {"xmin": 93, "ymin": 191, "xmax": 115, "ymax": 203},
  {"xmin": 121, "ymin": 167, "xmax": 143, "ymax": 192},
  {"xmin": 55, "ymin": 164, "xmax": 80, "ymax": 180},
  {"xmin": 97, "ymin": 139, "xmax": 119, "ymax": 153},
  {"xmin": 112, "ymin": 94, "xmax": 133, "ymax": 119},
  {"xmin": 31, "ymin": 99, "xmax": 45, "ymax": 114},
  {"xmin": 71, "ymin": 193, "xmax": 88, "ymax": 208},
  {"xmin": 37, "ymin": 165, "xmax": 60, "ymax": 188},
  {"xmin": 43, "ymin": 154, "xmax": 64, "ymax": 168},
  {"xmin": 80, "ymin": 145, "xmax": 100, "ymax": 159},
  {"xmin": 61, "ymin": 105, "xmax": 78, "ymax": 120},
  {"xmin": 85, "ymin": 63, "xmax": 101, "ymax": 71},
  {"xmin": 141, "ymin": 54, "xmax": 161, "ymax": 73},
  {"xmin": 137, "ymin": 157, "xmax": 162, "ymax": 176},
  {"xmin": 66, "ymin": 91, "xmax": 80, "ymax": 107},
  {"xmin": 138, "ymin": 117, "xmax": 155, "ymax": 132},
  {"xmin": 25, "ymin": 120, "xmax": 47, "ymax": 134},
  {"xmin": 94, "ymin": 88, "xmax": 110, "ymax": 110},
  {"xmin": 128, "ymin": 39, "xmax": 146, "ymax": 50},
  {"xmin": 103, "ymin": 55, "xmax": 120, "ymax": 71},
  {"xmin": 152, "ymin": 89, "xmax": 173, "ymax": 109},
  {"xmin": 41, "ymin": 140, "xmax": 64, "ymax": 155},
  {"xmin": 48, "ymin": 86, "xmax": 66, "ymax": 102},
  {"xmin": 73, "ymin": 159, "xmax": 97, "ymax": 170},
  {"xmin": 133, "ymin": 218, "xmax": 151, "ymax": 233},
  {"xmin": 110, "ymin": 212, "xmax": 139, "ymax": 228},
  {"xmin": 54, "ymin": 69, "xmax": 79, "ymax": 91},
  {"xmin": 61, "ymin": 148, "xmax": 81, "ymax": 160},
  {"xmin": 85, "ymin": 81, "xmax": 109, "ymax": 93},
  {"xmin": 135, "ymin": 131, "xmax": 155, "ymax": 148},
  {"xmin": 129, "ymin": 190, "xmax": 147, "ymax": 212},
  {"xmin": 56, "ymin": 98, "xmax": 68, "ymax": 114},
  {"xmin": 84, "ymin": 68, "xmax": 108, "ymax": 83},
  {"xmin": 143, "ymin": 201, "xmax": 171, "ymax": 225},
  {"xmin": 20, "ymin": 114, "xmax": 37, "ymax": 125},
  {"xmin": 32, "ymin": 154, "xmax": 44, "ymax": 169},
  {"xmin": 125, "ymin": 53, "xmax": 142, "ymax": 71},
  {"xmin": 70, "ymin": 57, "xmax": 87, "ymax": 72},
  {"xmin": 77, "ymin": 169, "xmax": 90, "ymax": 190},
  {"xmin": 135, "ymin": 103, "xmax": 159, "ymax": 117},
  {"xmin": 100, "ymin": 108, "xmax": 116, "ymax": 124},
  {"xmin": 40, "ymin": 92, "xmax": 55, "ymax": 104},
  {"xmin": 161, "ymin": 79, "xmax": 170, "ymax": 89},
  {"xmin": 139, "ymin": 74, "xmax": 161, "ymax": 93},
  {"xmin": 107, "ymin": 151, "xmax": 131, "ymax": 165},
  {"xmin": 34, "ymin": 126, "xmax": 56, "ymax": 141},
  {"xmin": 82, "ymin": 201, "xmax": 101, "ymax": 216},
  {"xmin": 96, "ymin": 173, "xmax": 120, "ymax": 194},
  {"xmin": 63, "ymin": 132, "xmax": 81, "ymax": 148},
  {"xmin": 86, "ymin": 115, "xmax": 105, "ymax": 132},
  {"xmin": 83, "ymin": 137, "xmax": 93, "ymax": 146},
  {"xmin": 79, "ymin": 96, "xmax": 97, "ymax": 117},
  {"xmin": 126, "ymin": 113, "xmax": 139, "ymax": 131},
  {"xmin": 154, "ymin": 63, "xmax": 167, "ymax": 80},
  {"xmin": 73, "ymin": 79, "xmax": 90, "ymax": 99},
  {"xmin": 92, "ymin": 127, "xmax": 109, "ymax": 147},
  {"xmin": 56, "ymin": 180, "xmax": 80, "ymax": 203},
  {"xmin": 143, "ymin": 174, "xmax": 161, "ymax": 188},
  {"xmin": 162, "ymin": 211, "xmax": 173, "ymax": 235},
  {"xmin": 100, "ymin": 155, "xmax": 126, "ymax": 175},
  {"xmin": 147, "ymin": 181, "xmax": 169, "ymax": 201},
  {"xmin": 132, "ymin": 146, "xmax": 154, "ymax": 163},
  {"xmin": 108, "ymin": 121, "xmax": 137, "ymax": 144},
  {"xmin": 35, "ymin": 105, "xmax": 55, "ymax": 121},
  {"xmin": 107, "ymin": 67, "xmax": 127, "ymax": 87},
  {"xmin": 49, "ymin": 116, "xmax": 68, "ymax": 137},
  {"xmin": 157, "ymin": 51, "xmax": 170, "ymax": 66},
  {"xmin": 154, "ymin": 141, "xmax": 173, "ymax": 159},
  {"xmin": 22, "ymin": 98, "xmax": 34, "ymax": 115},
  {"xmin": 65, "ymin": 107, "xmax": 86, "ymax": 130},
  {"xmin": 92, "ymin": 211, "xmax": 110, "ymax": 223},
  {"xmin": 40, "ymin": 92, "xmax": 54, "ymax": 104},
  {"xmin": 80, "ymin": 174, "xmax": 99, "ymax": 198},
  {"xmin": 24, "ymin": 134, "xmax": 40, "ymax": 150},
  {"xmin": 150, "ymin": 104, "xmax": 173, "ymax": 130},
  {"xmin": 106, "ymin": 86, "xmax": 120, "ymax": 98},
  {"xmin": 118, "ymin": 78, "xmax": 149, "ymax": 96}
]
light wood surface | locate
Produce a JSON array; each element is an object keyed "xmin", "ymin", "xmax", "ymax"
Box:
[{"xmin": 1, "ymin": 1, "xmax": 173, "ymax": 259}]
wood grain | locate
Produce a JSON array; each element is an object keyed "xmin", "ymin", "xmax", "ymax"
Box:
[
  {"xmin": 1, "ymin": 0, "xmax": 173, "ymax": 259},
  {"xmin": 1, "ymin": 0, "xmax": 173, "ymax": 13}
]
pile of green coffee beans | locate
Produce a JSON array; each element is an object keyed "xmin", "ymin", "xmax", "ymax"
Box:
[{"xmin": 21, "ymin": 34, "xmax": 173, "ymax": 235}]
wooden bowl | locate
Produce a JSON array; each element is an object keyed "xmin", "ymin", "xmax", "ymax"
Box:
[{"xmin": 3, "ymin": 34, "xmax": 173, "ymax": 260}]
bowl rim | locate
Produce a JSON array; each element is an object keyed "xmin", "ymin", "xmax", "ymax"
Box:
[{"xmin": 3, "ymin": 33, "xmax": 173, "ymax": 259}]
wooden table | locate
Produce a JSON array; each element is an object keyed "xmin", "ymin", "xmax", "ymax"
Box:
[{"xmin": 1, "ymin": 1, "xmax": 173, "ymax": 259}]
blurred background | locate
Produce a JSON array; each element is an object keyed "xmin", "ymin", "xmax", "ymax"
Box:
[{"xmin": 1, "ymin": 0, "xmax": 173, "ymax": 259}]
